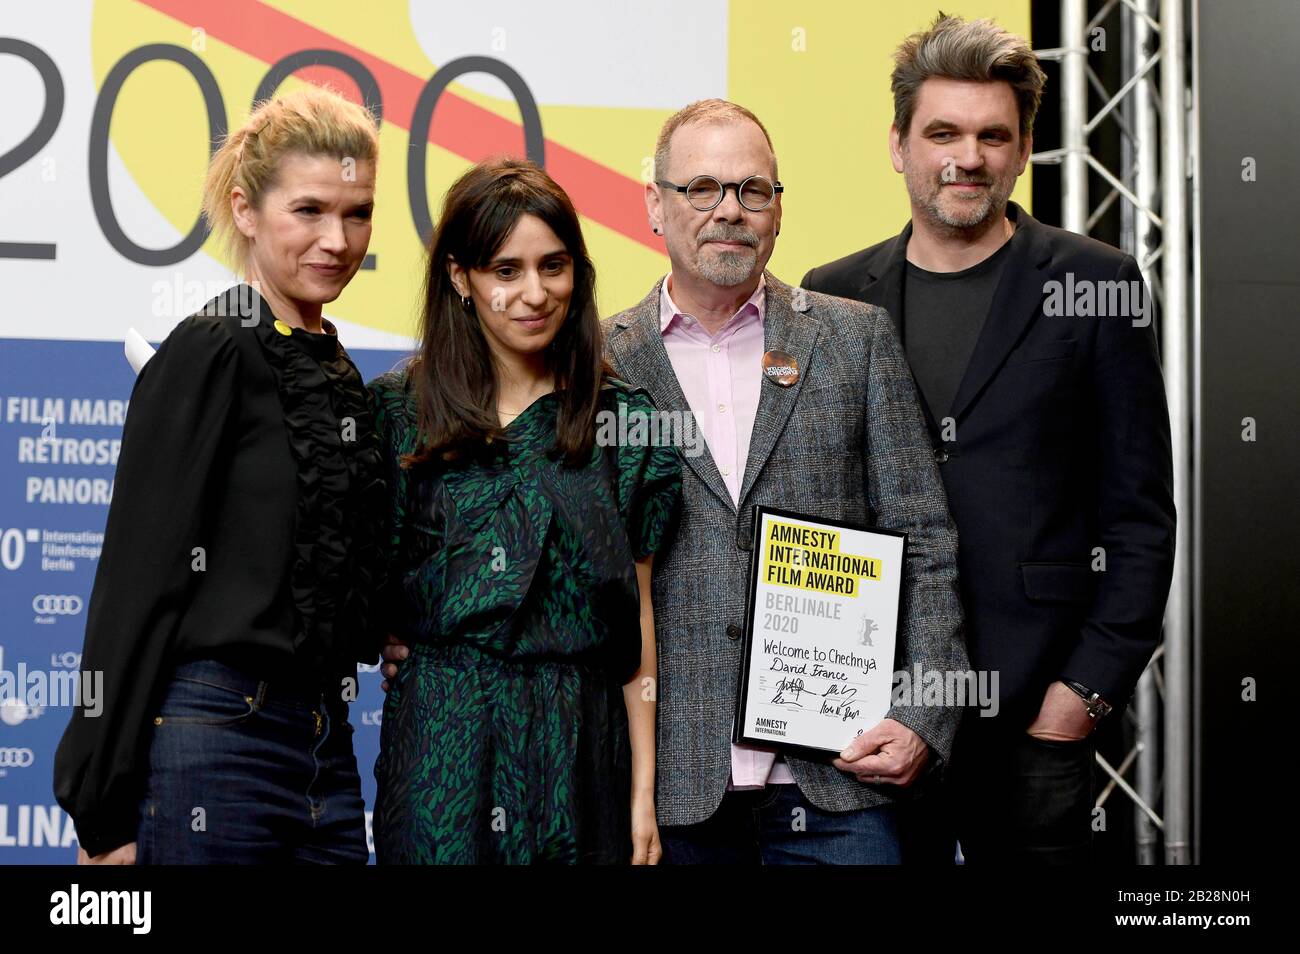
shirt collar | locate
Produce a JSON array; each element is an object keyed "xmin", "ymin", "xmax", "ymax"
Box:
[{"xmin": 659, "ymin": 272, "xmax": 766, "ymax": 335}]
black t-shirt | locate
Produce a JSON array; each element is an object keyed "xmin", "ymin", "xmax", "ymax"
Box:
[{"xmin": 902, "ymin": 230, "xmax": 1019, "ymax": 422}]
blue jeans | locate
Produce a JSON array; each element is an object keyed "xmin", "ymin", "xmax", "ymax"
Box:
[
  {"xmin": 659, "ymin": 784, "xmax": 900, "ymax": 864},
  {"xmin": 136, "ymin": 659, "xmax": 368, "ymax": 864}
]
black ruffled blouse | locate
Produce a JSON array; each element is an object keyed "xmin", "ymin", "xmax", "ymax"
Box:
[{"xmin": 54, "ymin": 284, "xmax": 387, "ymax": 856}]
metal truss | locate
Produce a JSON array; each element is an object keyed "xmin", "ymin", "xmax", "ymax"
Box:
[{"xmin": 1031, "ymin": 0, "xmax": 1196, "ymax": 865}]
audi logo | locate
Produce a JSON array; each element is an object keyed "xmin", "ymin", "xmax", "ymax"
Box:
[
  {"xmin": 32, "ymin": 595, "xmax": 83, "ymax": 616},
  {"xmin": 0, "ymin": 748, "xmax": 35, "ymax": 768}
]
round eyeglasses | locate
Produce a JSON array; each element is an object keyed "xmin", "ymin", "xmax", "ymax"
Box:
[{"xmin": 655, "ymin": 175, "xmax": 783, "ymax": 212}]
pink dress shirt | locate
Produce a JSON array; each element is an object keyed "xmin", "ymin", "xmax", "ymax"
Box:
[{"xmin": 658, "ymin": 273, "xmax": 794, "ymax": 788}]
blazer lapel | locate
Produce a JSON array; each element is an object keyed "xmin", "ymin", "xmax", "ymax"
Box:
[
  {"xmin": 946, "ymin": 203, "xmax": 1055, "ymax": 423},
  {"xmin": 859, "ymin": 222, "xmax": 942, "ymax": 441},
  {"xmin": 860, "ymin": 224, "xmax": 909, "ymax": 343},
  {"xmin": 609, "ymin": 280, "xmax": 736, "ymax": 513},
  {"xmin": 737, "ymin": 273, "xmax": 822, "ymax": 507}
]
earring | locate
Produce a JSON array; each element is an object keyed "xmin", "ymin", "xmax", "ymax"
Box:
[
  {"xmin": 460, "ymin": 294, "xmax": 472, "ymax": 308},
  {"xmin": 652, "ymin": 225, "xmax": 660, "ymax": 235}
]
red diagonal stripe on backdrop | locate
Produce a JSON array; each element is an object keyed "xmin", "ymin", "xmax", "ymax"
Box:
[{"xmin": 135, "ymin": 0, "xmax": 659, "ymax": 252}]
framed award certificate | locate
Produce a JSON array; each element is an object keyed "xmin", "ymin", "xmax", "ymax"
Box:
[{"xmin": 733, "ymin": 506, "xmax": 908, "ymax": 759}]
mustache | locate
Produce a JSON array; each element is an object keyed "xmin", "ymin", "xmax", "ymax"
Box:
[
  {"xmin": 941, "ymin": 175, "xmax": 994, "ymax": 186},
  {"xmin": 697, "ymin": 226, "xmax": 759, "ymax": 248}
]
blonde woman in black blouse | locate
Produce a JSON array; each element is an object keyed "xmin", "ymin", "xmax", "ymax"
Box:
[{"xmin": 55, "ymin": 86, "xmax": 386, "ymax": 864}]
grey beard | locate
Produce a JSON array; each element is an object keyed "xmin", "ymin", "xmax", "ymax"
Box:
[
  {"xmin": 697, "ymin": 247, "xmax": 757, "ymax": 286},
  {"xmin": 901, "ymin": 154, "xmax": 1015, "ymax": 232},
  {"xmin": 920, "ymin": 177, "xmax": 1015, "ymax": 231},
  {"xmin": 930, "ymin": 190, "xmax": 994, "ymax": 228}
]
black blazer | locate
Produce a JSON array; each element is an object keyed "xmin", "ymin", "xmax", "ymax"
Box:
[{"xmin": 802, "ymin": 202, "xmax": 1175, "ymax": 724}]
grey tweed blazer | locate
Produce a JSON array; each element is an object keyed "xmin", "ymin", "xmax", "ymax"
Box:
[{"xmin": 603, "ymin": 271, "xmax": 968, "ymax": 827}]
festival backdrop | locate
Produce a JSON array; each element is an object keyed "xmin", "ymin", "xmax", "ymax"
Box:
[{"xmin": 0, "ymin": 0, "xmax": 1029, "ymax": 863}]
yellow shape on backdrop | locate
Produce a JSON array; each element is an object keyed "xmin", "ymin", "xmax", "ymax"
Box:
[{"xmin": 92, "ymin": 0, "xmax": 1031, "ymax": 338}]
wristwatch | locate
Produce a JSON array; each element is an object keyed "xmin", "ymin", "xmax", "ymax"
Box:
[{"xmin": 1063, "ymin": 680, "xmax": 1112, "ymax": 721}]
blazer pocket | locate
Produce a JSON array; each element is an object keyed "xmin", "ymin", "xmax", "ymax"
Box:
[
  {"xmin": 1020, "ymin": 562, "xmax": 1094, "ymax": 603},
  {"xmin": 1005, "ymin": 339, "xmax": 1078, "ymax": 366}
]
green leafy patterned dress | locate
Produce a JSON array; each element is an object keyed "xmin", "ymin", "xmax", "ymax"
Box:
[{"xmin": 368, "ymin": 369, "xmax": 681, "ymax": 864}]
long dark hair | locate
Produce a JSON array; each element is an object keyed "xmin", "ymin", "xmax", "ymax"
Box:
[{"xmin": 403, "ymin": 157, "xmax": 609, "ymax": 468}]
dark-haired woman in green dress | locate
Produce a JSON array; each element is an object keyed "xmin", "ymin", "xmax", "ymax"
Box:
[{"xmin": 369, "ymin": 158, "xmax": 681, "ymax": 864}]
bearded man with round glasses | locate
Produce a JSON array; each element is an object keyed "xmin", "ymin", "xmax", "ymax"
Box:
[{"xmin": 598, "ymin": 98, "xmax": 968, "ymax": 865}]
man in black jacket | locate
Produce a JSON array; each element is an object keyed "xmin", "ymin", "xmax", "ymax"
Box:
[{"xmin": 802, "ymin": 13, "xmax": 1175, "ymax": 864}]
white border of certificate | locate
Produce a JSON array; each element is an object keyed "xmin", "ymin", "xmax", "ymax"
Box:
[{"xmin": 733, "ymin": 506, "xmax": 908, "ymax": 758}]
